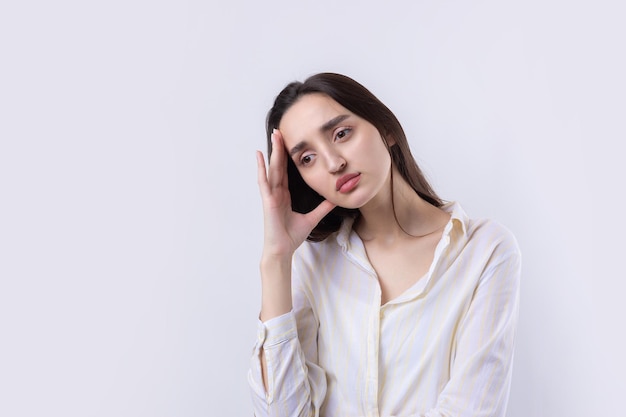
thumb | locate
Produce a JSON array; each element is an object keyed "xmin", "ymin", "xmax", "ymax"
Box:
[{"xmin": 307, "ymin": 200, "xmax": 337, "ymax": 226}]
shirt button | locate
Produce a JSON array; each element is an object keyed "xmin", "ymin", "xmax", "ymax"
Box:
[{"xmin": 257, "ymin": 326, "xmax": 266, "ymax": 343}]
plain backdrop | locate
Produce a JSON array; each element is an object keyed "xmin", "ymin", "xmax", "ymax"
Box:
[{"xmin": 1, "ymin": 1, "xmax": 624, "ymax": 416}]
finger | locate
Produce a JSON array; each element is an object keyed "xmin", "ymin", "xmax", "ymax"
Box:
[
  {"xmin": 273, "ymin": 129, "xmax": 289, "ymax": 188},
  {"xmin": 256, "ymin": 150, "xmax": 270, "ymax": 197},
  {"xmin": 268, "ymin": 130, "xmax": 287, "ymax": 189},
  {"xmin": 306, "ymin": 200, "xmax": 336, "ymax": 226}
]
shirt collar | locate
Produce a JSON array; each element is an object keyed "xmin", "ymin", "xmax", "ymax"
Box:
[
  {"xmin": 335, "ymin": 216, "xmax": 355, "ymax": 250},
  {"xmin": 441, "ymin": 201, "xmax": 469, "ymax": 237}
]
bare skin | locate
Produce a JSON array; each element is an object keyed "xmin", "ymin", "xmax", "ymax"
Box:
[
  {"xmin": 354, "ymin": 165, "xmax": 450, "ymax": 304},
  {"xmin": 256, "ymin": 131, "xmax": 335, "ymax": 390},
  {"xmin": 255, "ymin": 95, "xmax": 450, "ymax": 390},
  {"xmin": 256, "ymin": 131, "xmax": 335, "ymax": 322}
]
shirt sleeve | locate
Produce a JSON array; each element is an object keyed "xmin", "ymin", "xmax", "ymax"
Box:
[
  {"xmin": 425, "ymin": 241, "xmax": 522, "ymax": 417},
  {"xmin": 248, "ymin": 277, "xmax": 327, "ymax": 416}
]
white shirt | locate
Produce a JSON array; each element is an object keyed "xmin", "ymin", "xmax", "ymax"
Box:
[{"xmin": 248, "ymin": 202, "xmax": 521, "ymax": 417}]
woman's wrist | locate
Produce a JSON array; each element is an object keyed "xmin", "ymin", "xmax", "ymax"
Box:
[
  {"xmin": 260, "ymin": 251, "xmax": 293, "ymax": 270},
  {"xmin": 259, "ymin": 253, "xmax": 293, "ymax": 321}
]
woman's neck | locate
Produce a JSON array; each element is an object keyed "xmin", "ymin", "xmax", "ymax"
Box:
[{"xmin": 355, "ymin": 167, "xmax": 449, "ymax": 243}]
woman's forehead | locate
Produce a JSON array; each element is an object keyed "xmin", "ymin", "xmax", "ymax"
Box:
[{"xmin": 279, "ymin": 94, "xmax": 352, "ymax": 140}]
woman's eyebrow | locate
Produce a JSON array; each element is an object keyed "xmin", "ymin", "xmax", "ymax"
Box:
[
  {"xmin": 288, "ymin": 115, "xmax": 351, "ymax": 158},
  {"xmin": 289, "ymin": 141, "xmax": 308, "ymax": 158},
  {"xmin": 320, "ymin": 114, "xmax": 350, "ymax": 133}
]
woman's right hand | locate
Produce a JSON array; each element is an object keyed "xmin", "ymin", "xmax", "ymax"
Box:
[
  {"xmin": 256, "ymin": 129, "xmax": 335, "ymax": 320},
  {"xmin": 256, "ymin": 129, "xmax": 336, "ymax": 260}
]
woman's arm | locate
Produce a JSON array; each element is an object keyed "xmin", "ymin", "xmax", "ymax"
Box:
[
  {"xmin": 248, "ymin": 281, "xmax": 328, "ymax": 417},
  {"xmin": 249, "ymin": 130, "xmax": 334, "ymax": 416},
  {"xmin": 258, "ymin": 255, "xmax": 293, "ymax": 390},
  {"xmin": 255, "ymin": 130, "xmax": 334, "ymax": 321}
]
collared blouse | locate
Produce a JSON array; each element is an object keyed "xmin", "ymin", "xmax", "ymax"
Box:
[{"xmin": 249, "ymin": 202, "xmax": 521, "ymax": 417}]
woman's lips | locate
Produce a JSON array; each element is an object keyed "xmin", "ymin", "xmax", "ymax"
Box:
[{"xmin": 336, "ymin": 173, "xmax": 361, "ymax": 193}]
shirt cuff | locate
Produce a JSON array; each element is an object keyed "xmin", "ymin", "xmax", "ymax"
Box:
[{"xmin": 256, "ymin": 310, "xmax": 298, "ymax": 348}]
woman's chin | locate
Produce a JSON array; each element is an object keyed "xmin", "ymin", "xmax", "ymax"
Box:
[{"xmin": 328, "ymin": 196, "xmax": 370, "ymax": 210}]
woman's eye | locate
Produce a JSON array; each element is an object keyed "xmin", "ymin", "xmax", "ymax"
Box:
[
  {"xmin": 335, "ymin": 128, "xmax": 351, "ymax": 141},
  {"xmin": 300, "ymin": 154, "xmax": 313, "ymax": 165}
]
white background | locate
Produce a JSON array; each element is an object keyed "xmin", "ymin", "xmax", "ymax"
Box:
[{"xmin": 1, "ymin": 1, "xmax": 624, "ymax": 416}]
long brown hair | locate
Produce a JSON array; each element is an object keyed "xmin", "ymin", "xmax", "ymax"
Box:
[{"xmin": 266, "ymin": 72, "xmax": 442, "ymax": 241}]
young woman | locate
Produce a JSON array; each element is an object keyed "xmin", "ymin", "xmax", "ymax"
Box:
[{"xmin": 249, "ymin": 73, "xmax": 521, "ymax": 417}]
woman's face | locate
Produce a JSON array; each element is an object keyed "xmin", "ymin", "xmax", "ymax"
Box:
[{"xmin": 278, "ymin": 93, "xmax": 393, "ymax": 209}]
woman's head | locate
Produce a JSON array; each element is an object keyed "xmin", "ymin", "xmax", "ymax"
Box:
[{"xmin": 266, "ymin": 72, "xmax": 442, "ymax": 241}]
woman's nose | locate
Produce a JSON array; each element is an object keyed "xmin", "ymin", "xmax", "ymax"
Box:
[{"xmin": 326, "ymin": 152, "xmax": 346, "ymax": 173}]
